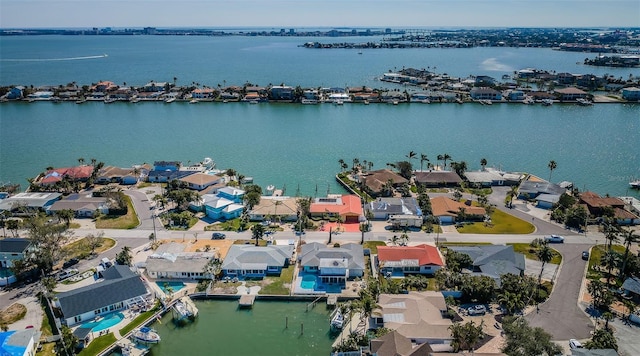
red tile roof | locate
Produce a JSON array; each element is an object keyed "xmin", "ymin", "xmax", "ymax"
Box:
[
  {"xmin": 40, "ymin": 166, "xmax": 94, "ymax": 184},
  {"xmin": 378, "ymin": 244, "xmax": 443, "ymax": 267},
  {"xmin": 580, "ymin": 191, "xmax": 625, "ymax": 208},
  {"xmin": 310, "ymin": 195, "xmax": 363, "ymax": 217}
]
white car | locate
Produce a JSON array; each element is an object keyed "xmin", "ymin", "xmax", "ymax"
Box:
[
  {"xmin": 544, "ymin": 235, "xmax": 565, "ymax": 243},
  {"xmin": 569, "ymin": 339, "xmax": 583, "ymax": 349},
  {"xmin": 467, "ymin": 305, "xmax": 487, "ymax": 316}
]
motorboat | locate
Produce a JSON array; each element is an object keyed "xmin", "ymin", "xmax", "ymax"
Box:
[
  {"xmin": 129, "ymin": 97, "xmax": 140, "ymax": 103},
  {"xmin": 173, "ymin": 300, "xmax": 194, "ymax": 319},
  {"xmin": 131, "ymin": 327, "xmax": 161, "ymax": 344},
  {"xmin": 334, "ymin": 100, "xmax": 344, "ymax": 105},
  {"xmin": 189, "ymin": 99, "xmax": 199, "ymax": 104},
  {"xmin": 630, "ymin": 180, "xmax": 640, "ymax": 189},
  {"xmin": 164, "ymin": 97, "xmax": 176, "ymax": 104},
  {"xmin": 330, "ymin": 310, "xmax": 344, "ymax": 330},
  {"xmin": 576, "ymin": 98, "xmax": 593, "ymax": 106},
  {"xmin": 75, "ymin": 98, "xmax": 87, "ymax": 104},
  {"xmin": 522, "ymin": 97, "xmax": 534, "ymax": 105},
  {"xmin": 249, "ymin": 100, "xmax": 259, "ymax": 104},
  {"xmin": 301, "ymin": 98, "xmax": 318, "ymax": 105},
  {"xmin": 363, "ymin": 100, "xmax": 370, "ymax": 105},
  {"xmin": 541, "ymin": 99, "xmax": 553, "ymax": 106},
  {"xmin": 104, "ymin": 97, "xmax": 116, "ymax": 104}
]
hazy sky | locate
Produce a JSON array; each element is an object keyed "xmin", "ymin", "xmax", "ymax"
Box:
[{"xmin": 1, "ymin": 0, "xmax": 638, "ymax": 28}]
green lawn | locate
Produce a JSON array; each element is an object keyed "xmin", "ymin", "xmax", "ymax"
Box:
[
  {"xmin": 508, "ymin": 243, "xmax": 562, "ymax": 265},
  {"xmin": 77, "ymin": 333, "xmax": 116, "ymax": 356},
  {"xmin": 587, "ymin": 244, "xmax": 625, "ymax": 281},
  {"xmin": 95, "ymin": 195, "xmax": 139, "ymax": 229},
  {"xmin": 260, "ymin": 265, "xmax": 295, "ymax": 295},
  {"xmin": 456, "ymin": 209, "xmax": 535, "ymax": 234},
  {"xmin": 118, "ymin": 303, "xmax": 160, "ymax": 337},
  {"xmin": 363, "ymin": 241, "xmax": 386, "ymax": 254},
  {"xmin": 62, "ymin": 237, "xmax": 116, "ymax": 260}
]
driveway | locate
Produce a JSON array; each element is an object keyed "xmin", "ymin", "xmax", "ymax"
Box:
[
  {"xmin": 609, "ymin": 318, "xmax": 640, "ymax": 356},
  {"xmin": 525, "ymin": 243, "xmax": 594, "ymax": 340},
  {"xmin": 124, "ymin": 189, "xmax": 161, "ymax": 231}
]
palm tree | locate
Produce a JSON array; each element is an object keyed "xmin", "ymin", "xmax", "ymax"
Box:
[
  {"xmin": 406, "ymin": 151, "xmax": 417, "ymax": 161},
  {"xmin": 252, "ymin": 223, "xmax": 265, "ymax": 246},
  {"xmin": 436, "ymin": 154, "xmax": 444, "ymax": 170},
  {"xmin": 480, "ymin": 158, "xmax": 487, "ymax": 171},
  {"xmin": 536, "ymin": 244, "xmax": 554, "ymax": 284},
  {"xmin": 420, "ymin": 153, "xmax": 429, "ymax": 172},
  {"xmin": 547, "ymin": 160, "xmax": 557, "ymax": 182},
  {"xmin": 600, "ymin": 250, "xmax": 621, "ymax": 285},
  {"xmin": 443, "ymin": 154, "xmax": 452, "ymax": 170},
  {"xmin": 388, "ymin": 235, "xmax": 400, "ymax": 246},
  {"xmin": 506, "ymin": 185, "xmax": 518, "ymax": 208},
  {"xmin": 621, "ymin": 228, "xmax": 640, "ymax": 279},
  {"xmin": 77, "ymin": 157, "xmax": 85, "ymax": 165},
  {"xmin": 603, "ymin": 222, "xmax": 620, "ymax": 251},
  {"xmin": 338, "ymin": 159, "xmax": 345, "ymax": 172}
]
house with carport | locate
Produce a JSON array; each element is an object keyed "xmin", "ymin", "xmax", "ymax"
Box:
[
  {"xmin": 366, "ymin": 197, "xmax": 421, "ymax": 220},
  {"xmin": 447, "ymin": 245, "xmax": 525, "ymax": 286},
  {"xmin": 221, "ymin": 244, "xmax": 293, "ymax": 279},
  {"xmin": 54, "ymin": 265, "xmax": 150, "ymax": 326},
  {"xmin": 377, "ymin": 244, "xmax": 444, "ymax": 277},
  {"xmin": 309, "ymin": 194, "xmax": 363, "ymax": 223}
]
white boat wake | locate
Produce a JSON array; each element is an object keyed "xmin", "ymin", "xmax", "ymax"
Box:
[
  {"xmin": 480, "ymin": 57, "xmax": 514, "ymax": 72},
  {"xmin": 0, "ymin": 54, "xmax": 108, "ymax": 62}
]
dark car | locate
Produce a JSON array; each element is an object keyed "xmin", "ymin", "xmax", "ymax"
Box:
[
  {"xmin": 63, "ymin": 258, "xmax": 79, "ymax": 268},
  {"xmin": 582, "ymin": 251, "xmax": 590, "ymax": 260},
  {"xmin": 211, "ymin": 232, "xmax": 226, "ymax": 240}
]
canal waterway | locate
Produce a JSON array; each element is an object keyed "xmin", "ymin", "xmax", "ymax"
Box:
[{"xmin": 147, "ymin": 300, "xmax": 335, "ymax": 356}]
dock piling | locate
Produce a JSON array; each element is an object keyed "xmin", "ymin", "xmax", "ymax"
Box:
[
  {"xmin": 301, "ymin": 323, "xmax": 304, "ymax": 335},
  {"xmin": 285, "ymin": 316, "xmax": 288, "ymax": 329}
]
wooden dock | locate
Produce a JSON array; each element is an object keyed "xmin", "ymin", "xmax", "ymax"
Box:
[
  {"xmin": 117, "ymin": 339, "xmax": 150, "ymax": 356},
  {"xmin": 327, "ymin": 295, "xmax": 337, "ymax": 307},
  {"xmin": 239, "ymin": 295, "xmax": 256, "ymax": 308}
]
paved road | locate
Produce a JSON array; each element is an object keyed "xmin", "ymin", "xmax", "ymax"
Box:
[{"xmin": 525, "ymin": 243, "xmax": 595, "ymax": 340}]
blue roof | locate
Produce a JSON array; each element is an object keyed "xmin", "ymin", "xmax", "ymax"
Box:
[{"xmin": 0, "ymin": 330, "xmax": 27, "ymax": 356}]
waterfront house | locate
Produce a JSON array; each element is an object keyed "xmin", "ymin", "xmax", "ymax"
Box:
[
  {"xmin": 380, "ymin": 91, "xmax": 407, "ymax": 103},
  {"xmin": 622, "ymin": 87, "xmax": 640, "ymax": 101},
  {"xmin": 554, "ymin": 87, "xmax": 588, "ymax": 101},
  {"xmin": 48, "ymin": 194, "xmax": 109, "ymax": 218},
  {"xmin": 191, "ymin": 88, "xmax": 215, "ymax": 99},
  {"xmin": 147, "ymin": 170, "xmax": 195, "ymax": 183},
  {"xmin": 534, "ymin": 193, "xmax": 561, "ymax": 209},
  {"xmin": 0, "ymin": 192, "xmax": 62, "ymax": 215},
  {"xmin": 298, "ymin": 242, "xmax": 365, "ymax": 285},
  {"xmin": 474, "ymin": 75, "xmax": 496, "ymax": 87},
  {"xmin": 414, "ymin": 171, "xmax": 462, "ymax": 188},
  {"xmin": 219, "ymin": 91, "xmax": 240, "ymax": 101},
  {"xmin": 469, "ymin": 87, "xmax": 502, "ymax": 101},
  {"xmin": 447, "ymin": 245, "xmax": 525, "ymax": 285},
  {"xmin": 221, "ymin": 244, "xmax": 293, "ymax": 279},
  {"xmin": 371, "ymin": 291, "xmax": 453, "ymax": 347},
  {"xmin": 302, "ymin": 89, "xmax": 320, "ymax": 100},
  {"xmin": 0, "ymin": 329, "xmax": 40, "ymax": 356},
  {"xmin": 505, "ymin": 90, "xmax": 525, "ymax": 101},
  {"xmin": 377, "ymin": 244, "xmax": 444, "ymax": 277},
  {"xmin": 517, "ymin": 178, "xmax": 566, "ymax": 200},
  {"xmin": 430, "ymin": 196, "xmax": 485, "ymax": 224},
  {"xmin": 366, "ymin": 197, "xmax": 421, "ymax": 220},
  {"xmin": 27, "ymin": 91, "xmax": 54, "ymax": 100},
  {"xmin": 217, "ymin": 186, "xmax": 245, "ymax": 203},
  {"xmin": 0, "ymin": 238, "xmax": 33, "ymax": 268},
  {"xmin": 178, "ymin": 173, "xmax": 223, "ymax": 191},
  {"xmin": 91, "ymin": 81, "xmax": 117, "ymax": 92},
  {"xmin": 96, "ymin": 166, "xmax": 139, "ymax": 185},
  {"xmin": 557, "ymin": 73, "xmax": 576, "ymax": 85},
  {"xmin": 309, "ymin": 194, "xmax": 363, "ymax": 223},
  {"xmin": 269, "ymin": 85, "xmax": 294, "ymax": 100},
  {"xmin": 248, "ymin": 196, "xmax": 298, "ymax": 222},
  {"xmin": 37, "ymin": 166, "xmax": 94, "ymax": 186},
  {"xmin": 579, "ymin": 191, "xmax": 640, "ymax": 225},
  {"xmin": 6, "ymin": 86, "xmax": 24, "ymax": 100},
  {"xmin": 142, "ymin": 82, "xmax": 168, "ymax": 92},
  {"xmin": 145, "ymin": 243, "xmax": 215, "ymax": 280},
  {"xmin": 360, "ymin": 169, "xmax": 409, "ymax": 197},
  {"xmin": 464, "ymin": 170, "xmax": 521, "ymax": 187},
  {"xmin": 55, "ymin": 265, "xmax": 150, "ymax": 326}
]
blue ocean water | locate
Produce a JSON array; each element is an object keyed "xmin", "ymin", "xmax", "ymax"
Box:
[{"xmin": 0, "ymin": 35, "xmax": 639, "ymax": 196}]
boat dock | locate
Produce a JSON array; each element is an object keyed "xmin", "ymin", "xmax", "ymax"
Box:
[
  {"xmin": 327, "ymin": 295, "xmax": 337, "ymax": 307},
  {"xmin": 172, "ymin": 296, "xmax": 199, "ymax": 322},
  {"xmin": 239, "ymin": 294, "xmax": 256, "ymax": 308},
  {"xmin": 117, "ymin": 339, "xmax": 150, "ymax": 356}
]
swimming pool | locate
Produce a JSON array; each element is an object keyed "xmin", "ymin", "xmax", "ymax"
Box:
[
  {"xmin": 300, "ymin": 275, "xmax": 317, "ymax": 290},
  {"xmin": 80, "ymin": 312, "xmax": 124, "ymax": 332},
  {"xmin": 156, "ymin": 281, "xmax": 185, "ymax": 294}
]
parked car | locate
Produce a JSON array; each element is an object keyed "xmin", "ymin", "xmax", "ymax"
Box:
[
  {"xmin": 582, "ymin": 251, "xmax": 590, "ymax": 260},
  {"xmin": 544, "ymin": 235, "xmax": 565, "ymax": 243},
  {"xmin": 569, "ymin": 339, "xmax": 583, "ymax": 349},
  {"xmin": 211, "ymin": 232, "xmax": 226, "ymax": 240},
  {"xmin": 468, "ymin": 305, "xmax": 487, "ymax": 316},
  {"xmin": 56, "ymin": 268, "xmax": 78, "ymax": 281},
  {"xmin": 63, "ymin": 258, "xmax": 79, "ymax": 269}
]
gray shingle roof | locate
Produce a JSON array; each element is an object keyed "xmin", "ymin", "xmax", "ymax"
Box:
[
  {"xmin": 449, "ymin": 245, "xmax": 525, "ymax": 284},
  {"xmin": 57, "ymin": 265, "xmax": 147, "ymax": 319},
  {"xmin": 299, "ymin": 242, "xmax": 365, "ymax": 270},
  {"xmin": 221, "ymin": 245, "xmax": 293, "ymax": 271},
  {"xmin": 622, "ymin": 277, "xmax": 640, "ymax": 295},
  {"xmin": 0, "ymin": 238, "xmax": 31, "ymax": 253}
]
